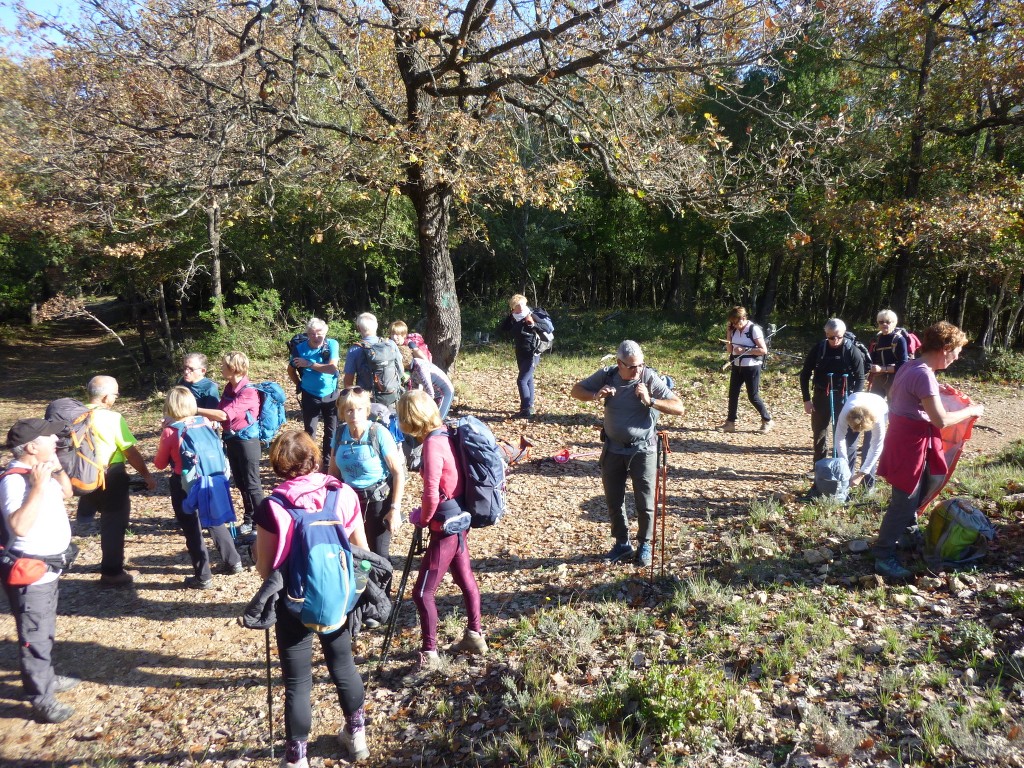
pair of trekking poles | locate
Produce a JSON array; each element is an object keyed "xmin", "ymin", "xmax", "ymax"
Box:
[{"xmin": 825, "ymin": 372, "xmax": 849, "ymax": 460}]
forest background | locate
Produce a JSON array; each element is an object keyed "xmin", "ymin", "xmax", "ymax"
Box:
[{"xmin": 0, "ymin": 0, "xmax": 1023, "ymax": 368}]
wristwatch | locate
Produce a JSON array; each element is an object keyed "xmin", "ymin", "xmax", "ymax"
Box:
[{"xmin": 650, "ymin": 398, "xmax": 658, "ymax": 409}]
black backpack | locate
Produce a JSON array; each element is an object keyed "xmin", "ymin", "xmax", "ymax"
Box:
[
  {"xmin": 815, "ymin": 333, "xmax": 868, "ymax": 378},
  {"xmin": 527, "ymin": 308, "xmax": 555, "ymax": 355},
  {"xmin": 742, "ymin": 323, "xmax": 769, "ymax": 369}
]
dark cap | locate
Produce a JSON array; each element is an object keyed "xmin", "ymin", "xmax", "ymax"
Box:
[{"xmin": 6, "ymin": 418, "xmax": 61, "ymax": 449}]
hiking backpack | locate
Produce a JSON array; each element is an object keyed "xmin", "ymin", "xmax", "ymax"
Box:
[
  {"xmin": 869, "ymin": 327, "xmax": 922, "ymax": 361},
  {"xmin": 274, "ymin": 484, "xmax": 360, "ymax": 633},
  {"xmin": 445, "ymin": 415, "xmax": 507, "ymax": 528},
  {"xmin": 357, "ymin": 340, "xmax": 403, "ymax": 407},
  {"xmin": 527, "ymin": 308, "xmax": 555, "ymax": 355},
  {"xmin": 742, "ymin": 323, "xmax": 769, "ymax": 369},
  {"xmin": 43, "ymin": 398, "xmax": 105, "ymax": 495},
  {"xmin": 172, "ymin": 416, "xmax": 230, "ymax": 492},
  {"xmin": 923, "ymin": 497, "xmax": 996, "ymax": 568},
  {"xmin": 237, "ymin": 382, "xmax": 288, "ymax": 448}
]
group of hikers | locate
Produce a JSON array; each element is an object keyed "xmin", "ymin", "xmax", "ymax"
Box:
[
  {"xmin": 1, "ymin": 299, "xmax": 985, "ymax": 765},
  {"xmin": 720, "ymin": 307, "xmax": 985, "ymax": 581}
]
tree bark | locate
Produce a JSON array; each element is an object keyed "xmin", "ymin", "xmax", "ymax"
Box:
[
  {"xmin": 411, "ymin": 180, "xmax": 460, "ymax": 372},
  {"xmin": 207, "ymin": 198, "xmax": 227, "ymax": 328},
  {"xmin": 757, "ymin": 249, "xmax": 785, "ymax": 323}
]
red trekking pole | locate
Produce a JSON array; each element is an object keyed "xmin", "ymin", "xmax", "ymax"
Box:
[{"xmin": 649, "ymin": 431, "xmax": 671, "ymax": 582}]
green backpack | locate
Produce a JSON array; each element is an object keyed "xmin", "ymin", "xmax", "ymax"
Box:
[{"xmin": 923, "ymin": 498, "xmax": 996, "ymax": 568}]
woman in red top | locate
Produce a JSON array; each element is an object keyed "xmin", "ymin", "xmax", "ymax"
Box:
[
  {"xmin": 154, "ymin": 387, "xmax": 242, "ymax": 588},
  {"xmin": 397, "ymin": 390, "xmax": 487, "ymax": 667},
  {"xmin": 198, "ymin": 351, "xmax": 264, "ymax": 535}
]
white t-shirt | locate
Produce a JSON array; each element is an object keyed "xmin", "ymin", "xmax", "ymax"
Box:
[
  {"xmin": 730, "ymin": 323, "xmax": 764, "ymax": 368},
  {"xmin": 0, "ymin": 462, "xmax": 72, "ymax": 584}
]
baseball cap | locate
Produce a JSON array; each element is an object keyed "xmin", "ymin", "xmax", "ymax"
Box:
[{"xmin": 6, "ymin": 418, "xmax": 61, "ymax": 449}]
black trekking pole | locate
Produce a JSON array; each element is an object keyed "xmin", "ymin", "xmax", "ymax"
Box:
[
  {"xmin": 378, "ymin": 526, "xmax": 424, "ymax": 678},
  {"xmin": 264, "ymin": 627, "xmax": 274, "ymax": 759}
]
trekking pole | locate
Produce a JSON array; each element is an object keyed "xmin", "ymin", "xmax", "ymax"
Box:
[
  {"xmin": 650, "ymin": 431, "xmax": 671, "ymax": 583},
  {"xmin": 827, "ymin": 373, "xmax": 836, "ymax": 459},
  {"xmin": 264, "ymin": 627, "xmax": 274, "ymax": 759},
  {"xmin": 378, "ymin": 526, "xmax": 424, "ymax": 677}
]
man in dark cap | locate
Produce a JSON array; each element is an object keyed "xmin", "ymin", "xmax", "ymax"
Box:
[{"xmin": 2, "ymin": 418, "xmax": 80, "ymax": 723}]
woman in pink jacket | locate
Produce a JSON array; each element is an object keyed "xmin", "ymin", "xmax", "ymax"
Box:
[
  {"xmin": 873, "ymin": 322, "xmax": 984, "ymax": 583},
  {"xmin": 396, "ymin": 390, "xmax": 487, "ymax": 668},
  {"xmin": 254, "ymin": 430, "xmax": 370, "ymax": 766}
]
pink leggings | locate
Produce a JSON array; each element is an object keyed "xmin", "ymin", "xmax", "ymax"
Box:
[{"xmin": 412, "ymin": 530, "xmax": 482, "ymax": 652}]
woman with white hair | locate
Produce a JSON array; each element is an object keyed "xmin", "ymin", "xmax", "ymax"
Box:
[
  {"xmin": 288, "ymin": 317, "xmax": 341, "ymax": 465},
  {"xmin": 868, "ymin": 309, "xmax": 909, "ymax": 399}
]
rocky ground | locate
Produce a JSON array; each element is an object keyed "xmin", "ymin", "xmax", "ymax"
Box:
[{"xmin": 2, "ymin": 319, "xmax": 1024, "ymax": 767}]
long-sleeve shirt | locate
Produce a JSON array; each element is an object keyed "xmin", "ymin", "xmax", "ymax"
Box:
[
  {"xmin": 419, "ymin": 431, "xmax": 463, "ymax": 531},
  {"xmin": 799, "ymin": 339, "xmax": 866, "ymax": 402},
  {"xmin": 834, "ymin": 392, "xmax": 888, "ymax": 476},
  {"xmin": 219, "ymin": 377, "xmax": 259, "ymax": 435}
]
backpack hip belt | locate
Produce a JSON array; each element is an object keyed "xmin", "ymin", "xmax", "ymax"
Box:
[{"xmin": 355, "ymin": 479, "xmax": 390, "ymax": 504}]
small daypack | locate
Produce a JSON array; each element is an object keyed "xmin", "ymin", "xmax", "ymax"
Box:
[
  {"xmin": 357, "ymin": 340, "xmax": 403, "ymax": 407},
  {"xmin": 813, "ymin": 457, "xmax": 851, "ymax": 502},
  {"xmin": 446, "ymin": 416, "xmax": 507, "ymax": 528},
  {"xmin": 924, "ymin": 497, "xmax": 996, "ymax": 568},
  {"xmin": 405, "ymin": 332, "xmax": 432, "ymax": 362},
  {"xmin": 237, "ymin": 382, "xmax": 288, "ymax": 448},
  {"xmin": 43, "ymin": 398, "xmax": 105, "ymax": 495},
  {"xmin": 528, "ymin": 308, "xmax": 555, "ymax": 355},
  {"xmin": 172, "ymin": 416, "xmax": 229, "ymax": 492},
  {"xmin": 275, "ymin": 484, "xmax": 360, "ymax": 634}
]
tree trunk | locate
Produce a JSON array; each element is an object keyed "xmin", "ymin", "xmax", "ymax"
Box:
[
  {"xmin": 207, "ymin": 199, "xmax": 227, "ymax": 328},
  {"xmin": 128, "ymin": 282, "xmax": 154, "ymax": 367},
  {"xmin": 663, "ymin": 252, "xmax": 684, "ymax": 311},
  {"xmin": 757, "ymin": 249, "xmax": 785, "ymax": 323},
  {"xmin": 411, "ymin": 182, "xmax": 461, "ymax": 372},
  {"xmin": 156, "ymin": 282, "xmax": 174, "ymax": 357},
  {"xmin": 981, "ymin": 273, "xmax": 1010, "ymax": 350},
  {"xmin": 890, "ymin": 5, "xmax": 947, "ymax": 318}
]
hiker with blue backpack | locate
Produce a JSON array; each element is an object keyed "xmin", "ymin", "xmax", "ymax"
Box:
[
  {"xmin": 570, "ymin": 340, "xmax": 686, "ymax": 567},
  {"xmin": 719, "ymin": 306, "xmax": 774, "ymax": 435},
  {"xmin": 497, "ymin": 294, "xmax": 555, "ymax": 419},
  {"xmin": 396, "ymin": 390, "xmax": 488, "ymax": 669},
  {"xmin": 799, "ymin": 319, "xmax": 867, "ymax": 472},
  {"xmin": 328, "ymin": 386, "xmax": 406, "ymax": 560},
  {"xmin": 253, "ymin": 430, "xmax": 371, "ymax": 765},
  {"xmin": 288, "ymin": 317, "xmax": 342, "ymax": 468},
  {"xmin": 154, "ymin": 387, "xmax": 242, "ymax": 589},
  {"xmin": 873, "ymin": 322, "xmax": 984, "ymax": 583},
  {"xmin": 199, "ymin": 352, "xmax": 265, "ymax": 537}
]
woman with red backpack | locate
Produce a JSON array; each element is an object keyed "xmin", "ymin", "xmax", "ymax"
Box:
[
  {"xmin": 397, "ymin": 390, "xmax": 487, "ymax": 669},
  {"xmin": 868, "ymin": 309, "xmax": 912, "ymax": 398}
]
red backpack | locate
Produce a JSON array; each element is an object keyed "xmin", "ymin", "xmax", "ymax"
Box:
[
  {"xmin": 405, "ymin": 332, "xmax": 432, "ymax": 362},
  {"xmin": 869, "ymin": 327, "xmax": 921, "ymax": 360}
]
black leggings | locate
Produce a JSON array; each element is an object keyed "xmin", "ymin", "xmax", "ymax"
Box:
[
  {"xmin": 223, "ymin": 437, "xmax": 264, "ymax": 526},
  {"xmin": 275, "ymin": 603, "xmax": 364, "ymax": 741},
  {"xmin": 727, "ymin": 365, "xmax": 771, "ymax": 422},
  {"xmin": 357, "ymin": 485, "xmax": 393, "ymax": 560}
]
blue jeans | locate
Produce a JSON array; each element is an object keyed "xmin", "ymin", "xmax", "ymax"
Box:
[{"xmin": 515, "ymin": 348, "xmax": 539, "ymax": 414}]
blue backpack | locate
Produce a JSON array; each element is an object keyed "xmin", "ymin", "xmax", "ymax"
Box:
[
  {"xmin": 238, "ymin": 382, "xmax": 287, "ymax": 448},
  {"xmin": 274, "ymin": 485, "xmax": 359, "ymax": 633},
  {"xmin": 446, "ymin": 416, "xmax": 507, "ymax": 528},
  {"xmin": 813, "ymin": 457, "xmax": 851, "ymax": 503},
  {"xmin": 172, "ymin": 417, "xmax": 229, "ymax": 492}
]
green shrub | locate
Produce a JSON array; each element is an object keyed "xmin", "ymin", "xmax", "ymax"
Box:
[
  {"xmin": 637, "ymin": 664, "xmax": 725, "ymax": 739},
  {"xmin": 983, "ymin": 348, "xmax": 1024, "ymax": 384}
]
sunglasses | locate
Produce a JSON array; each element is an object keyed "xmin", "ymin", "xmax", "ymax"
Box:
[
  {"xmin": 617, "ymin": 360, "xmax": 644, "ymax": 371},
  {"xmin": 340, "ymin": 387, "xmax": 366, "ymax": 396},
  {"xmin": 826, "ymin": 334, "xmax": 845, "ymax": 341}
]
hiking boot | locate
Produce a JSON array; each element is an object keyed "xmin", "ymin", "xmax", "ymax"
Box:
[
  {"xmin": 759, "ymin": 419, "xmax": 773, "ymax": 434},
  {"xmin": 32, "ymin": 698, "xmax": 74, "ymax": 724},
  {"xmin": 606, "ymin": 541, "xmax": 634, "ymax": 563},
  {"xmin": 418, "ymin": 650, "xmax": 440, "ymax": 670},
  {"xmin": 217, "ymin": 561, "xmax": 244, "ymax": 575},
  {"xmin": 183, "ymin": 575, "xmax": 213, "ymax": 590},
  {"xmin": 874, "ymin": 556, "xmax": 913, "ymax": 584},
  {"xmin": 52, "ymin": 675, "xmax": 81, "ymax": 694},
  {"xmin": 719, "ymin": 420, "xmax": 737, "ymax": 433},
  {"xmin": 280, "ymin": 738, "xmax": 308, "ymax": 768},
  {"xmin": 449, "ymin": 629, "xmax": 488, "ymax": 656},
  {"xmin": 338, "ymin": 727, "xmax": 370, "ymax": 762},
  {"xmin": 99, "ymin": 570, "xmax": 137, "ymax": 588},
  {"xmin": 636, "ymin": 543, "xmax": 653, "ymax": 568}
]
